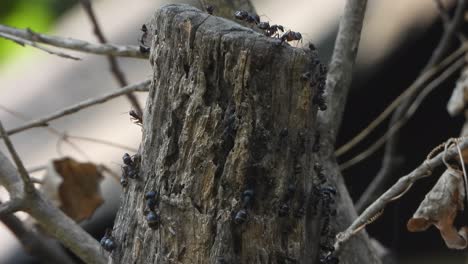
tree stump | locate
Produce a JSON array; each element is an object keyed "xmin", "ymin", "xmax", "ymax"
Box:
[{"xmin": 113, "ymin": 4, "xmax": 324, "ymax": 263}]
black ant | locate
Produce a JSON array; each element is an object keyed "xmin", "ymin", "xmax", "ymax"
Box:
[
  {"xmin": 309, "ymin": 43, "xmax": 317, "ymax": 51},
  {"xmin": 234, "ymin": 189, "xmax": 254, "ymax": 224},
  {"xmin": 145, "ymin": 190, "xmax": 157, "ymax": 211},
  {"xmin": 257, "ymin": 21, "xmax": 270, "ymax": 30},
  {"xmin": 129, "ymin": 109, "xmax": 142, "ymax": 125},
  {"xmin": 146, "ymin": 211, "xmax": 160, "ymax": 229},
  {"xmin": 313, "ymin": 94, "xmax": 327, "ymax": 111},
  {"xmin": 144, "ymin": 190, "xmax": 160, "ymax": 229},
  {"xmin": 100, "ymin": 228, "xmax": 116, "ymax": 252},
  {"xmin": 320, "ymin": 186, "xmax": 337, "ymax": 200},
  {"xmin": 267, "ymin": 24, "xmax": 284, "ymax": 37},
  {"xmin": 234, "ymin": 208, "xmax": 248, "ymax": 224},
  {"xmin": 258, "ymin": 22, "xmax": 284, "ymax": 37},
  {"xmin": 257, "ymin": 21, "xmax": 284, "ymax": 37},
  {"xmin": 206, "ymin": 5, "xmax": 215, "ymax": 15},
  {"xmin": 234, "ymin": 10, "xmax": 260, "ymax": 25},
  {"xmin": 280, "ymin": 30, "xmax": 302, "ymax": 44},
  {"xmin": 120, "ymin": 153, "xmax": 138, "ymax": 187},
  {"xmin": 139, "ymin": 24, "xmax": 150, "ymax": 53},
  {"xmin": 312, "ymin": 64, "xmax": 328, "ymax": 111}
]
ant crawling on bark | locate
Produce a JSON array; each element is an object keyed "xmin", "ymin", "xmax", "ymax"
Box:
[
  {"xmin": 100, "ymin": 228, "xmax": 117, "ymax": 252},
  {"xmin": 280, "ymin": 30, "xmax": 303, "ymax": 44},
  {"xmin": 139, "ymin": 24, "xmax": 150, "ymax": 53},
  {"xmin": 120, "ymin": 153, "xmax": 139, "ymax": 187},
  {"xmin": 258, "ymin": 22, "xmax": 284, "ymax": 37},
  {"xmin": 129, "ymin": 109, "xmax": 143, "ymax": 126},
  {"xmin": 234, "ymin": 10, "xmax": 260, "ymax": 25},
  {"xmin": 234, "ymin": 189, "xmax": 255, "ymax": 224},
  {"xmin": 144, "ymin": 190, "xmax": 160, "ymax": 229},
  {"xmin": 206, "ymin": 5, "xmax": 215, "ymax": 15}
]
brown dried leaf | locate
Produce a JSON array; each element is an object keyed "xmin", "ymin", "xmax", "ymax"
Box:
[
  {"xmin": 42, "ymin": 158, "xmax": 104, "ymax": 222},
  {"xmin": 407, "ymin": 169, "xmax": 467, "ymax": 249}
]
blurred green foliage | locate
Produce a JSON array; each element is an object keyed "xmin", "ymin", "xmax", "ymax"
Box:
[{"xmin": 0, "ymin": 0, "xmax": 76, "ymax": 64}]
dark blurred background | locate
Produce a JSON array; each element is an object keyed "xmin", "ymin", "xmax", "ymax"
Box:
[{"xmin": 0, "ymin": 0, "xmax": 466, "ymax": 263}]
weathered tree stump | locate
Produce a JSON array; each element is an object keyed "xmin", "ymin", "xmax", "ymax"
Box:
[{"xmin": 113, "ymin": 4, "xmax": 324, "ymax": 263}]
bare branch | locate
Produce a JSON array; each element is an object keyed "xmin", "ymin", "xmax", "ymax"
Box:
[
  {"xmin": 354, "ymin": 56, "xmax": 466, "ymax": 212},
  {"xmin": 4, "ymin": 79, "xmax": 151, "ymax": 136},
  {"xmin": 340, "ymin": 54, "xmax": 466, "ymax": 171},
  {"xmin": 335, "ymin": 137, "xmax": 468, "ymax": 250},
  {"xmin": 0, "ymin": 32, "xmax": 80, "ymax": 60},
  {"xmin": 352, "ymin": 0, "xmax": 467, "ymax": 213},
  {"xmin": 335, "ymin": 44, "xmax": 468, "ymax": 157},
  {"xmin": 0, "ymin": 121, "xmax": 34, "ymax": 193},
  {"xmin": 0, "ymin": 147, "xmax": 106, "ymax": 263},
  {"xmin": 433, "ymin": 0, "xmax": 467, "ymax": 42},
  {"xmin": 0, "ymin": 104, "xmax": 137, "ymax": 155},
  {"xmin": 311, "ymin": 0, "xmax": 379, "ymax": 261},
  {"xmin": 428, "ymin": 0, "xmax": 467, "ymax": 67},
  {"xmin": 0, "ymin": 211, "xmax": 75, "ymax": 264},
  {"xmin": 78, "ymin": 0, "xmax": 143, "ymax": 116},
  {"xmin": 0, "ymin": 24, "xmax": 147, "ymax": 59},
  {"xmin": 318, "ymin": 0, "xmax": 368, "ymax": 144}
]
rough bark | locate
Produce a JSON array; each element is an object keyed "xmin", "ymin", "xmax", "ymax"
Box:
[{"xmin": 111, "ymin": 4, "xmax": 375, "ymax": 264}]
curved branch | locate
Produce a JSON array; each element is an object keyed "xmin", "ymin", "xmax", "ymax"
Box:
[
  {"xmin": 336, "ymin": 137, "xmax": 468, "ymax": 249},
  {"xmin": 4, "ymin": 79, "xmax": 151, "ymax": 136}
]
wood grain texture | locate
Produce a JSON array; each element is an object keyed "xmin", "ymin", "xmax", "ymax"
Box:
[{"xmin": 113, "ymin": 4, "xmax": 325, "ymax": 263}]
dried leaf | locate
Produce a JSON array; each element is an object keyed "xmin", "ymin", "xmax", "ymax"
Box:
[
  {"xmin": 407, "ymin": 169, "xmax": 467, "ymax": 249},
  {"xmin": 42, "ymin": 158, "xmax": 104, "ymax": 222}
]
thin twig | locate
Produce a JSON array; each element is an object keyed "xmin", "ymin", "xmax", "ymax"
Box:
[
  {"xmin": 434, "ymin": 0, "xmax": 466, "ymax": 41},
  {"xmin": 335, "ymin": 44, "xmax": 468, "ymax": 157},
  {"xmin": 0, "ymin": 24, "xmax": 147, "ymax": 58},
  {"xmin": 4, "ymin": 79, "xmax": 150, "ymax": 136},
  {"xmin": 56, "ymin": 134, "xmax": 90, "ymax": 160},
  {"xmin": 98, "ymin": 164, "xmax": 121, "ymax": 183},
  {"xmin": 335, "ymin": 137, "xmax": 468, "ymax": 250},
  {"xmin": 337, "ymin": 0, "xmax": 466, "ymax": 158},
  {"xmin": 67, "ymin": 135, "xmax": 137, "ymax": 152},
  {"xmin": 0, "ymin": 121, "xmax": 34, "ymax": 193},
  {"xmin": 78, "ymin": 0, "xmax": 143, "ymax": 116},
  {"xmin": 455, "ymin": 139, "xmax": 468, "ymax": 204},
  {"xmin": 354, "ymin": 0, "xmax": 467, "ymax": 212},
  {"xmin": 0, "ymin": 104, "xmax": 137, "ymax": 154},
  {"xmin": 0, "ymin": 32, "xmax": 80, "ymax": 60},
  {"xmin": 427, "ymin": 0, "xmax": 467, "ymax": 67},
  {"xmin": 340, "ymin": 54, "xmax": 466, "ymax": 170}
]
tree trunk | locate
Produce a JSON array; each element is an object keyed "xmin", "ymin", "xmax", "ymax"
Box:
[{"xmin": 112, "ymin": 4, "xmax": 378, "ymax": 264}]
